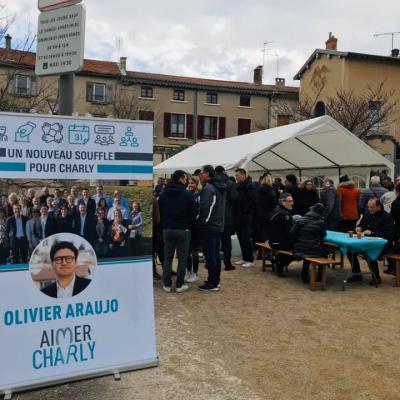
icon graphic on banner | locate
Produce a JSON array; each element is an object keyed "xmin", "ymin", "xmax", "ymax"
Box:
[
  {"xmin": 41, "ymin": 122, "xmax": 64, "ymax": 143},
  {"xmin": 0, "ymin": 126, "xmax": 8, "ymax": 141},
  {"xmin": 94, "ymin": 125, "xmax": 115, "ymax": 146},
  {"xmin": 119, "ymin": 127, "xmax": 139, "ymax": 147},
  {"xmin": 68, "ymin": 124, "xmax": 90, "ymax": 144},
  {"xmin": 15, "ymin": 121, "xmax": 36, "ymax": 142}
]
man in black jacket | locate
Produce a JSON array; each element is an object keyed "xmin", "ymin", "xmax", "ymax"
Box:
[
  {"xmin": 215, "ymin": 166, "xmax": 237, "ymax": 271},
  {"xmin": 41, "ymin": 241, "xmax": 91, "ymax": 298},
  {"xmin": 348, "ymin": 197, "xmax": 394, "ymax": 285},
  {"xmin": 73, "ymin": 204, "xmax": 96, "ymax": 246},
  {"xmin": 198, "ymin": 165, "xmax": 226, "ymax": 291},
  {"xmin": 269, "ymin": 193, "xmax": 294, "ymax": 277},
  {"xmin": 158, "ymin": 170, "xmax": 196, "ymax": 292},
  {"xmin": 6, "ymin": 204, "xmax": 29, "ymax": 263},
  {"xmin": 290, "ymin": 203, "xmax": 327, "ymax": 283},
  {"xmin": 284, "ymin": 175, "xmax": 302, "ymax": 215},
  {"xmin": 233, "ymin": 168, "xmax": 256, "ymax": 268}
]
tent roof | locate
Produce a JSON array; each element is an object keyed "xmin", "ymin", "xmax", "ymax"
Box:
[{"xmin": 154, "ymin": 116, "xmax": 394, "ymax": 176}]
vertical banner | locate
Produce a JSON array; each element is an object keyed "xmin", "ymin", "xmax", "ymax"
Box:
[{"xmin": 0, "ymin": 112, "xmax": 157, "ymax": 395}]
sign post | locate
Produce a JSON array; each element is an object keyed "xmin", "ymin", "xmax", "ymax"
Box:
[{"xmin": 35, "ymin": 2, "xmax": 85, "ymax": 115}]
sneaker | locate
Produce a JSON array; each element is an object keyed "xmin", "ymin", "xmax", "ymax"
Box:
[
  {"xmin": 186, "ymin": 273, "xmax": 198, "ymax": 283},
  {"xmin": 369, "ymin": 278, "xmax": 382, "ymax": 286},
  {"xmin": 224, "ymin": 265, "xmax": 235, "ymax": 271},
  {"xmin": 163, "ymin": 286, "xmax": 172, "ymax": 293},
  {"xmin": 241, "ymin": 262, "xmax": 254, "ymax": 268},
  {"xmin": 198, "ymin": 283, "xmax": 220, "ymax": 292},
  {"xmin": 203, "ymin": 281, "xmax": 221, "ymax": 288},
  {"xmin": 184, "ymin": 271, "xmax": 192, "ymax": 282},
  {"xmin": 346, "ymin": 275, "xmax": 362, "ymax": 283},
  {"xmin": 383, "ymin": 269, "xmax": 396, "ymax": 276},
  {"xmin": 176, "ymin": 284, "xmax": 189, "ymax": 293},
  {"xmin": 234, "ymin": 260, "xmax": 245, "ymax": 265}
]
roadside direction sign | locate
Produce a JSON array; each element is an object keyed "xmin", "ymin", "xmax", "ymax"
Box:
[
  {"xmin": 38, "ymin": 0, "xmax": 82, "ymax": 12},
  {"xmin": 35, "ymin": 3, "xmax": 86, "ymax": 76}
]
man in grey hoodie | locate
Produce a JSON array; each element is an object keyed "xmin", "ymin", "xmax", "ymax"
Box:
[
  {"xmin": 320, "ymin": 178, "xmax": 341, "ymax": 230},
  {"xmin": 198, "ymin": 165, "xmax": 226, "ymax": 291},
  {"xmin": 359, "ymin": 176, "xmax": 388, "ymax": 214}
]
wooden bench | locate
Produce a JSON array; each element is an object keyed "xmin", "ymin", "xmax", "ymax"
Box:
[
  {"xmin": 305, "ymin": 257, "xmax": 342, "ymax": 291},
  {"xmin": 255, "ymin": 242, "xmax": 274, "ymax": 272},
  {"xmin": 385, "ymin": 254, "xmax": 400, "ymax": 287},
  {"xmin": 322, "ymin": 242, "xmax": 344, "ymax": 269}
]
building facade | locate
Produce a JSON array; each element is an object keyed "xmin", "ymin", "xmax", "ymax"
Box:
[
  {"xmin": 0, "ymin": 35, "xmax": 299, "ymax": 165},
  {"xmin": 294, "ymin": 33, "xmax": 400, "ymax": 172}
]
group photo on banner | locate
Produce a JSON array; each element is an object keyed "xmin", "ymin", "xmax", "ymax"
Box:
[{"xmin": 0, "ymin": 112, "xmax": 157, "ymax": 396}]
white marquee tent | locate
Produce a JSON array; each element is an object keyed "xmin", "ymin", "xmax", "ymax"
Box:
[{"xmin": 154, "ymin": 116, "xmax": 394, "ymax": 184}]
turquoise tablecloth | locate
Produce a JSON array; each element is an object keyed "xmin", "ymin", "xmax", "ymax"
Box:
[{"xmin": 324, "ymin": 231, "xmax": 388, "ymax": 261}]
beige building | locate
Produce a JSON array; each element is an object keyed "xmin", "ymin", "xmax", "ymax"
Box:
[
  {"xmin": 0, "ymin": 34, "xmax": 299, "ymax": 165},
  {"xmin": 294, "ymin": 33, "xmax": 400, "ymax": 172}
]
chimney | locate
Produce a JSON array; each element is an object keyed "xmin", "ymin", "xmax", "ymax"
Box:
[
  {"xmin": 391, "ymin": 48, "xmax": 400, "ymax": 58},
  {"xmin": 119, "ymin": 56, "xmax": 127, "ymax": 74},
  {"xmin": 253, "ymin": 65, "xmax": 263, "ymax": 85},
  {"xmin": 325, "ymin": 32, "xmax": 338, "ymax": 51},
  {"xmin": 5, "ymin": 34, "xmax": 11, "ymax": 50},
  {"xmin": 275, "ymin": 78, "xmax": 285, "ymax": 87}
]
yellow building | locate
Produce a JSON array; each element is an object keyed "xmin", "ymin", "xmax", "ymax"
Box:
[
  {"xmin": 0, "ymin": 34, "xmax": 299, "ymax": 165},
  {"xmin": 294, "ymin": 33, "xmax": 400, "ymax": 172}
]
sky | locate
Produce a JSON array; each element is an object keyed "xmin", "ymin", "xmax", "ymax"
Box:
[{"xmin": 3, "ymin": 0, "xmax": 400, "ymax": 86}]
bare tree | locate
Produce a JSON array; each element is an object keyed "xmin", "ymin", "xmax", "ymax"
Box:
[{"xmin": 274, "ymin": 81, "xmax": 398, "ymax": 140}]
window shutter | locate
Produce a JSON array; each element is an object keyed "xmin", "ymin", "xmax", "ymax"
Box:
[
  {"xmin": 164, "ymin": 113, "xmax": 171, "ymax": 137},
  {"xmin": 186, "ymin": 114, "xmax": 193, "ymax": 139},
  {"xmin": 30, "ymin": 76, "xmax": 37, "ymax": 96},
  {"xmin": 8, "ymin": 75, "xmax": 16, "ymax": 95},
  {"xmin": 106, "ymin": 84, "xmax": 113, "ymax": 103},
  {"xmin": 218, "ymin": 117, "xmax": 226, "ymax": 139},
  {"xmin": 197, "ymin": 115, "xmax": 205, "ymax": 140},
  {"xmin": 238, "ymin": 118, "xmax": 251, "ymax": 135},
  {"xmin": 86, "ymin": 81, "xmax": 93, "ymax": 102}
]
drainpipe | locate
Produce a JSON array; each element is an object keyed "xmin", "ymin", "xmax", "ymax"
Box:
[{"xmin": 193, "ymin": 89, "xmax": 198, "ymax": 144}]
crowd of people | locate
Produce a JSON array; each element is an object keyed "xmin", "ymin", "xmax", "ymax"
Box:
[
  {"xmin": 153, "ymin": 169, "xmax": 400, "ymax": 292},
  {"xmin": 0, "ymin": 185, "xmax": 145, "ymax": 264}
]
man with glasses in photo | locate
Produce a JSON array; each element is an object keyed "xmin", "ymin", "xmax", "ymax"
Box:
[{"xmin": 41, "ymin": 241, "xmax": 91, "ymax": 298}]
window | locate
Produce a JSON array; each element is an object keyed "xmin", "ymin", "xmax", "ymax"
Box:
[
  {"xmin": 15, "ymin": 75, "xmax": 29, "ymax": 95},
  {"xmin": 349, "ymin": 176, "xmax": 367, "ymax": 189},
  {"xmin": 206, "ymin": 92, "xmax": 218, "ymax": 104},
  {"xmin": 139, "ymin": 110, "xmax": 154, "ymax": 121},
  {"xmin": 277, "ymin": 115, "xmax": 291, "ymax": 127},
  {"xmin": 93, "ymin": 83, "xmax": 106, "ymax": 102},
  {"xmin": 203, "ymin": 116, "xmax": 218, "ymax": 140},
  {"xmin": 173, "ymin": 89, "xmax": 185, "ymax": 101},
  {"xmin": 368, "ymin": 100, "xmax": 382, "ymax": 134},
  {"xmin": 141, "ymin": 86, "xmax": 153, "ymax": 98},
  {"xmin": 240, "ymin": 95, "xmax": 251, "ymax": 107},
  {"xmin": 314, "ymin": 101, "xmax": 326, "ymax": 117},
  {"xmin": 170, "ymin": 113, "xmax": 185, "ymax": 137},
  {"xmin": 237, "ymin": 118, "xmax": 251, "ymax": 135}
]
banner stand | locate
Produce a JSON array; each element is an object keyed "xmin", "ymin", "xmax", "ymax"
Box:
[{"xmin": 1, "ymin": 358, "xmax": 159, "ymax": 399}]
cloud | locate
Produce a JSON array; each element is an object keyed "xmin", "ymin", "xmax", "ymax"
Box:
[{"xmin": 3, "ymin": 0, "xmax": 400, "ymax": 86}]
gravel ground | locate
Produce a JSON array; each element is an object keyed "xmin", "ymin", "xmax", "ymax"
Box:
[{"xmin": 17, "ymin": 258, "xmax": 400, "ymax": 400}]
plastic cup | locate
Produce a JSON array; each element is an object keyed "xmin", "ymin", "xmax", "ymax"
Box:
[
  {"xmin": 348, "ymin": 231, "xmax": 354, "ymax": 238},
  {"xmin": 357, "ymin": 231, "xmax": 362, "ymax": 239}
]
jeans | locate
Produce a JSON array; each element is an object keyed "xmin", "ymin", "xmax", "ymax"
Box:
[
  {"xmin": 201, "ymin": 229, "xmax": 221, "ymax": 287},
  {"xmin": 163, "ymin": 229, "xmax": 191, "ymax": 288},
  {"xmin": 236, "ymin": 222, "xmax": 254, "ymax": 262},
  {"xmin": 347, "ymin": 250, "xmax": 381, "ymax": 280},
  {"xmin": 220, "ymin": 228, "xmax": 233, "ymax": 268}
]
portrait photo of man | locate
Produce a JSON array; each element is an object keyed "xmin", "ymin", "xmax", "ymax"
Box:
[{"xmin": 40, "ymin": 241, "xmax": 92, "ymax": 298}]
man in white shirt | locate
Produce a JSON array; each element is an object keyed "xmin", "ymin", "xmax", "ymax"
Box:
[
  {"xmin": 41, "ymin": 241, "xmax": 91, "ymax": 298},
  {"xmin": 107, "ymin": 197, "xmax": 130, "ymax": 221},
  {"xmin": 92, "ymin": 185, "xmax": 111, "ymax": 207}
]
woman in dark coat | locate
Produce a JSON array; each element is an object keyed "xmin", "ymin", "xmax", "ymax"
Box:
[
  {"xmin": 290, "ymin": 203, "xmax": 327, "ymax": 283},
  {"xmin": 253, "ymin": 175, "xmax": 277, "ymax": 245},
  {"xmin": 56, "ymin": 205, "xmax": 73, "ymax": 233},
  {"xmin": 298, "ymin": 180, "xmax": 319, "ymax": 216}
]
